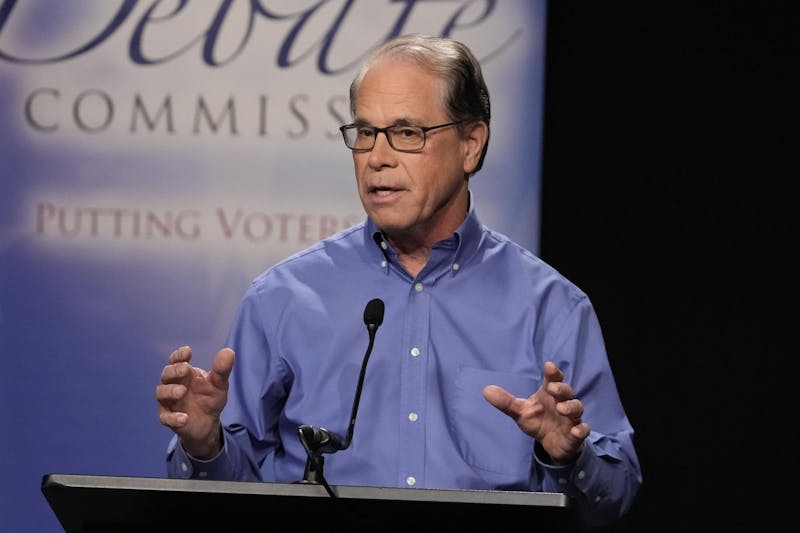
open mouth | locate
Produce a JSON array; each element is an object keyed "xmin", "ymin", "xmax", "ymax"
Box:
[{"xmin": 369, "ymin": 185, "xmax": 401, "ymax": 196}]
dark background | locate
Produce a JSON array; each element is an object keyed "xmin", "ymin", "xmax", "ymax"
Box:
[{"xmin": 540, "ymin": 3, "xmax": 792, "ymax": 531}]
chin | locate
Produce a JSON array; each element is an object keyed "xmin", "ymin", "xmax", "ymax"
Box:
[{"xmin": 370, "ymin": 217, "xmax": 407, "ymax": 235}]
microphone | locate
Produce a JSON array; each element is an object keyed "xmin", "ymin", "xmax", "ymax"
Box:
[
  {"xmin": 364, "ymin": 297, "xmax": 385, "ymax": 331},
  {"xmin": 297, "ymin": 298, "xmax": 385, "ymax": 487}
]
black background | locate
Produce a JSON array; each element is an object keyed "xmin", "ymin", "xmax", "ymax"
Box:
[{"xmin": 539, "ymin": 3, "xmax": 793, "ymax": 531}]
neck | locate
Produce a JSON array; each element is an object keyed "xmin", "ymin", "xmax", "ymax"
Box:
[{"xmin": 385, "ymin": 192, "xmax": 469, "ymax": 278}]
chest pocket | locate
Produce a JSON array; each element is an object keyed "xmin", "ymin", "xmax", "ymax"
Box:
[{"xmin": 452, "ymin": 366, "xmax": 539, "ymax": 476}]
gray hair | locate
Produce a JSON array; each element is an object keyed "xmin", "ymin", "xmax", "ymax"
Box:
[{"xmin": 349, "ymin": 34, "xmax": 491, "ymax": 175}]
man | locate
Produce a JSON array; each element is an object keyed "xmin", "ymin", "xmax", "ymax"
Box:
[{"xmin": 156, "ymin": 34, "xmax": 641, "ymax": 527}]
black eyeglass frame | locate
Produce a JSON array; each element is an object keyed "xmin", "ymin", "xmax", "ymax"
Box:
[{"xmin": 339, "ymin": 121, "xmax": 463, "ymax": 153}]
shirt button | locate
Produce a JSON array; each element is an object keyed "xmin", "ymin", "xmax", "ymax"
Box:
[
  {"xmin": 410, "ymin": 347, "xmax": 420, "ymax": 357},
  {"xmin": 577, "ymin": 470, "xmax": 586, "ymax": 480},
  {"xmin": 408, "ymin": 412, "xmax": 418, "ymax": 422},
  {"xmin": 558, "ymin": 477, "xmax": 568, "ymax": 485},
  {"xmin": 414, "ymin": 282, "xmax": 423, "ymax": 292},
  {"xmin": 181, "ymin": 462, "xmax": 188, "ymax": 472},
  {"xmin": 452, "ymin": 263, "xmax": 460, "ymax": 271},
  {"xmin": 380, "ymin": 241, "xmax": 388, "ymax": 250},
  {"xmin": 595, "ymin": 495, "xmax": 602, "ymax": 503},
  {"xmin": 406, "ymin": 476, "xmax": 416, "ymax": 486},
  {"xmin": 380, "ymin": 260, "xmax": 387, "ymax": 268},
  {"xmin": 198, "ymin": 471, "xmax": 208, "ymax": 478}
]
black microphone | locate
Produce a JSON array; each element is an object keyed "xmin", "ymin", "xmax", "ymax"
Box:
[
  {"xmin": 364, "ymin": 297, "xmax": 385, "ymax": 331},
  {"xmin": 297, "ymin": 298, "xmax": 385, "ymax": 485}
]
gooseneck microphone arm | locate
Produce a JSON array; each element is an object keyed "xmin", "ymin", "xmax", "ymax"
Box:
[
  {"xmin": 340, "ymin": 299, "xmax": 382, "ymax": 449},
  {"xmin": 296, "ymin": 298, "xmax": 385, "ymax": 495}
]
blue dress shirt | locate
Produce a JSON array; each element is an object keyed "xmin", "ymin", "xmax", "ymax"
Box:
[{"xmin": 166, "ymin": 198, "xmax": 642, "ymax": 526}]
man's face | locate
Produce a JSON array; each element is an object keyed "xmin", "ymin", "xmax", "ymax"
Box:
[{"xmin": 351, "ymin": 60, "xmax": 479, "ymax": 244}]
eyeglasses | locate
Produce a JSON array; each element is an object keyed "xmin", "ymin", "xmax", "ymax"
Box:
[{"xmin": 339, "ymin": 121, "xmax": 462, "ymax": 153}]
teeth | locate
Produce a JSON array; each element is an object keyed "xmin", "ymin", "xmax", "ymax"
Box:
[{"xmin": 375, "ymin": 189, "xmax": 393, "ymax": 196}]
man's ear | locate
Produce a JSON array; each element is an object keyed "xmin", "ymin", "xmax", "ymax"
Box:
[{"xmin": 462, "ymin": 121, "xmax": 489, "ymax": 176}]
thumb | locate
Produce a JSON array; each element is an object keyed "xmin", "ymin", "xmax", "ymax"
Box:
[
  {"xmin": 482, "ymin": 384, "xmax": 517, "ymax": 415},
  {"xmin": 209, "ymin": 348, "xmax": 235, "ymax": 389}
]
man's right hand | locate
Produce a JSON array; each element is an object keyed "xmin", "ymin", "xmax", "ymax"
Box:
[{"xmin": 156, "ymin": 346, "xmax": 235, "ymax": 459}]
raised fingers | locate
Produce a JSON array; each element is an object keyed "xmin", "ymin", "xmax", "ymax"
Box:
[
  {"xmin": 155, "ymin": 382, "xmax": 186, "ymax": 402},
  {"xmin": 570, "ymin": 421, "xmax": 591, "ymax": 441},
  {"xmin": 159, "ymin": 360, "xmax": 192, "ymax": 385},
  {"xmin": 157, "ymin": 407, "xmax": 189, "ymax": 429},
  {"xmin": 208, "ymin": 348, "xmax": 235, "ymax": 390},
  {"xmin": 556, "ymin": 398, "xmax": 584, "ymax": 421},
  {"xmin": 543, "ymin": 361, "xmax": 564, "ymax": 383},
  {"xmin": 168, "ymin": 345, "xmax": 193, "ymax": 365},
  {"xmin": 155, "ymin": 380, "xmax": 189, "ymax": 429},
  {"xmin": 482, "ymin": 385, "xmax": 518, "ymax": 416},
  {"xmin": 546, "ymin": 379, "xmax": 574, "ymax": 401}
]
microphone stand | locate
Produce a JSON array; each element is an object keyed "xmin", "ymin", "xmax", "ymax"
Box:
[
  {"xmin": 296, "ymin": 299, "xmax": 384, "ymax": 496},
  {"xmin": 296, "ymin": 426, "xmax": 337, "ymax": 497}
]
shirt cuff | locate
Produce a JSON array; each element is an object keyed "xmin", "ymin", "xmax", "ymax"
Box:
[
  {"xmin": 535, "ymin": 439, "xmax": 609, "ymax": 503},
  {"xmin": 166, "ymin": 434, "xmax": 231, "ymax": 480}
]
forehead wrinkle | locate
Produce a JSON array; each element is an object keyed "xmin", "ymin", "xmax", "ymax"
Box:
[{"xmin": 356, "ymin": 89, "xmax": 429, "ymax": 126}]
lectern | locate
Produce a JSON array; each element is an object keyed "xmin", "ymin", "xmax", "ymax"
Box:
[{"xmin": 42, "ymin": 473, "xmax": 581, "ymax": 532}]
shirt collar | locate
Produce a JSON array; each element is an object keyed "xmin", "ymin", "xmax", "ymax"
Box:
[{"xmin": 365, "ymin": 191, "xmax": 482, "ymax": 273}]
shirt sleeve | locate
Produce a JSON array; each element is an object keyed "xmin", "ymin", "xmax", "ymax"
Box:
[
  {"xmin": 534, "ymin": 294, "xmax": 642, "ymax": 527},
  {"xmin": 164, "ymin": 282, "xmax": 282, "ymax": 482}
]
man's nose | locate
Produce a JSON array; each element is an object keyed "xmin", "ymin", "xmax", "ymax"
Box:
[
  {"xmin": 367, "ymin": 130, "xmax": 397, "ymax": 166},
  {"xmin": 374, "ymin": 130, "xmax": 394, "ymax": 151}
]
